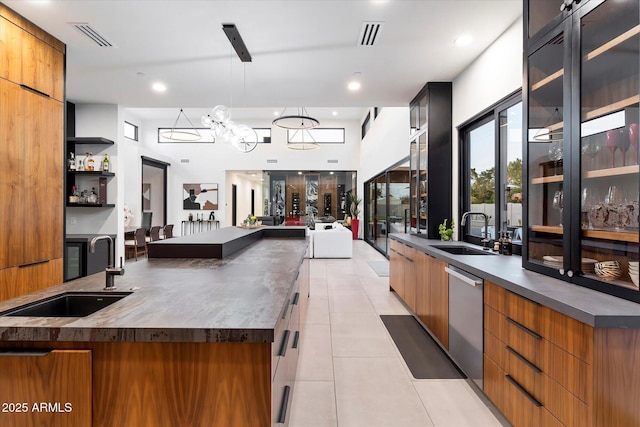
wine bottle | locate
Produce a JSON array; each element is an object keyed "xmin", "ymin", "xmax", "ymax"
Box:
[
  {"xmin": 86, "ymin": 152, "xmax": 95, "ymax": 171},
  {"xmin": 102, "ymin": 153, "xmax": 110, "ymax": 172},
  {"xmin": 68, "ymin": 152, "xmax": 76, "ymax": 171}
]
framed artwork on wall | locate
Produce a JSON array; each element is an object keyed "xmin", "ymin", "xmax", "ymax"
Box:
[{"xmin": 183, "ymin": 183, "xmax": 218, "ymax": 210}]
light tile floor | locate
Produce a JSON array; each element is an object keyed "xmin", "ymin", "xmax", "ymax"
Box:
[{"xmin": 289, "ymin": 240, "xmax": 506, "ymax": 427}]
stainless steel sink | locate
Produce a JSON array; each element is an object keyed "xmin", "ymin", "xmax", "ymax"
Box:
[
  {"xmin": 431, "ymin": 245, "xmax": 495, "ymax": 256},
  {"xmin": 1, "ymin": 292, "xmax": 132, "ymax": 317}
]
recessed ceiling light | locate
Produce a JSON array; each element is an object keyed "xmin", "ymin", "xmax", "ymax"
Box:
[
  {"xmin": 348, "ymin": 72, "xmax": 362, "ymax": 91},
  {"xmin": 298, "ymin": 171, "xmax": 302, "ymax": 175},
  {"xmin": 330, "ymin": 171, "xmax": 334, "ymax": 175},
  {"xmin": 455, "ymin": 35, "xmax": 473, "ymax": 47},
  {"xmin": 332, "ymin": 111, "xmax": 338, "ymax": 116},
  {"xmin": 273, "ymin": 111, "xmax": 279, "ymax": 116},
  {"xmin": 152, "ymin": 82, "xmax": 167, "ymax": 92}
]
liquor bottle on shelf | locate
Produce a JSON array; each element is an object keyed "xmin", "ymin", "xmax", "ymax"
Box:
[
  {"xmin": 69, "ymin": 185, "xmax": 79, "ymax": 204},
  {"xmin": 102, "ymin": 153, "xmax": 110, "ymax": 172},
  {"xmin": 87, "ymin": 188, "xmax": 98, "ymax": 204},
  {"xmin": 68, "ymin": 152, "xmax": 76, "ymax": 171},
  {"xmin": 86, "ymin": 152, "xmax": 95, "ymax": 171}
]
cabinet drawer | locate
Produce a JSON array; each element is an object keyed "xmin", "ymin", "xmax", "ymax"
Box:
[
  {"xmin": 484, "ymin": 328, "xmax": 506, "ymax": 370},
  {"xmin": 507, "ymin": 319, "xmax": 591, "ymax": 403},
  {"xmin": 0, "ymin": 258, "xmax": 63, "ymax": 302},
  {"xmin": 506, "ymin": 347, "xmax": 590, "ymax": 427},
  {"xmin": 483, "ymin": 354, "xmax": 507, "ymax": 410},
  {"xmin": 484, "ymin": 280, "xmax": 507, "ymax": 313},
  {"xmin": 485, "ymin": 304, "xmax": 508, "ymax": 342},
  {"xmin": 504, "ymin": 370, "xmax": 564, "ymax": 427},
  {"xmin": 539, "ymin": 305, "xmax": 593, "ymax": 363},
  {"xmin": 0, "ymin": 349, "xmax": 92, "ymax": 427}
]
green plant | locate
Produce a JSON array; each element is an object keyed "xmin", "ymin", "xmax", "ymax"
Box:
[
  {"xmin": 438, "ymin": 219, "xmax": 455, "ymax": 241},
  {"xmin": 349, "ymin": 193, "xmax": 362, "ymax": 218}
]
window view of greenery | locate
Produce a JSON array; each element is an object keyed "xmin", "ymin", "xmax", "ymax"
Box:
[{"xmin": 467, "ymin": 101, "xmax": 523, "ymax": 242}]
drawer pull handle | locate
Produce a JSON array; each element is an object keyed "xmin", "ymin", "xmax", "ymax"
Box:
[
  {"xmin": 0, "ymin": 349, "xmax": 51, "ymax": 357},
  {"xmin": 292, "ymin": 292, "xmax": 300, "ymax": 305},
  {"xmin": 281, "ymin": 299, "xmax": 290, "ymax": 320},
  {"xmin": 20, "ymin": 84, "xmax": 50, "ymax": 98},
  {"xmin": 506, "ymin": 346, "xmax": 542, "ymax": 373},
  {"xmin": 18, "ymin": 259, "xmax": 50, "ymax": 268},
  {"xmin": 292, "ymin": 330, "xmax": 300, "ymax": 349},
  {"xmin": 295, "ymin": 270, "xmax": 300, "ymax": 281},
  {"xmin": 505, "ymin": 374, "xmax": 542, "ymax": 407},
  {"xmin": 506, "ymin": 317, "xmax": 542, "ymax": 340},
  {"xmin": 278, "ymin": 330, "xmax": 290, "ymax": 357},
  {"xmin": 277, "ymin": 385, "xmax": 291, "ymax": 423}
]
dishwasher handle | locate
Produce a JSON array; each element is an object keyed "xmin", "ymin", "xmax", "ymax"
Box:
[{"xmin": 445, "ymin": 266, "xmax": 482, "ymax": 287}]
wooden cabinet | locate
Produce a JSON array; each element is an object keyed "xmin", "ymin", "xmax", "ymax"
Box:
[
  {"xmin": 0, "ymin": 349, "xmax": 92, "ymax": 427},
  {"xmin": 0, "ymin": 5, "xmax": 64, "ymax": 300},
  {"xmin": 0, "ymin": 78, "xmax": 63, "ymax": 273},
  {"xmin": 484, "ymin": 280, "xmax": 640, "ymax": 426},
  {"xmin": 524, "ymin": 0, "xmax": 640, "ymax": 303},
  {"xmin": 0, "ymin": 6, "xmax": 64, "ymax": 101},
  {"xmin": 389, "ymin": 240, "xmax": 448, "ymax": 348}
]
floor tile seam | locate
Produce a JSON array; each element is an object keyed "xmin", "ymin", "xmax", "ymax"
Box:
[{"xmin": 408, "ymin": 376, "xmax": 438, "ymax": 427}]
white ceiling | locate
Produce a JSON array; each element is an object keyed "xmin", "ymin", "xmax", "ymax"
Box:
[{"xmin": 5, "ymin": 0, "xmax": 522, "ymax": 121}]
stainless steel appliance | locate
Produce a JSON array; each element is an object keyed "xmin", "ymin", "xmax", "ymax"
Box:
[{"xmin": 446, "ymin": 265, "xmax": 484, "ymax": 388}]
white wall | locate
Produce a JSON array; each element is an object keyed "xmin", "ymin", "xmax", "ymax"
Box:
[
  {"xmin": 135, "ymin": 115, "xmax": 361, "ymax": 233},
  {"xmin": 226, "ymin": 172, "xmax": 263, "ymax": 225},
  {"xmin": 451, "ymin": 17, "xmax": 523, "ymax": 238}
]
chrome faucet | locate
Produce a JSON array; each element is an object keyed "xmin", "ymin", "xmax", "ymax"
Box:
[
  {"xmin": 89, "ymin": 235, "xmax": 125, "ymax": 290},
  {"xmin": 460, "ymin": 211, "xmax": 491, "ymax": 250}
]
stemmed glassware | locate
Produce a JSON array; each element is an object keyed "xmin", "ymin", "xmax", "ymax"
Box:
[
  {"xmin": 618, "ymin": 128, "xmax": 630, "ymax": 167},
  {"xmin": 606, "ymin": 129, "xmax": 619, "ymax": 168},
  {"xmin": 629, "ymin": 123, "xmax": 639, "ymax": 165},
  {"xmin": 581, "ymin": 137, "xmax": 602, "ymax": 170},
  {"xmin": 552, "ymin": 190, "xmax": 564, "ymax": 226}
]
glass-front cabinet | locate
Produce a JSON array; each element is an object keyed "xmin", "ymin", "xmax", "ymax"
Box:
[{"xmin": 525, "ymin": 0, "xmax": 640, "ymax": 302}]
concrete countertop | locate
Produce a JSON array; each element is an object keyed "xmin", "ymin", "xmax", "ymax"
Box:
[
  {"xmin": 390, "ymin": 233, "xmax": 640, "ymax": 328},
  {"xmin": 0, "ymin": 237, "xmax": 308, "ymax": 343}
]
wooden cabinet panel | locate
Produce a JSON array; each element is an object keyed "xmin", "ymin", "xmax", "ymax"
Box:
[
  {"xmin": 20, "ymin": 29, "xmax": 64, "ymax": 100},
  {"xmin": 539, "ymin": 305, "xmax": 593, "ymax": 364},
  {"xmin": 484, "ymin": 355, "xmax": 506, "ymax": 410},
  {"xmin": 427, "ymin": 255, "xmax": 448, "ymax": 348},
  {"xmin": 484, "ymin": 328, "xmax": 506, "ymax": 370},
  {"xmin": 504, "ymin": 371, "xmax": 565, "ymax": 427},
  {"xmin": 0, "ymin": 78, "xmax": 24, "ymax": 270},
  {"xmin": 505, "ymin": 290, "xmax": 541, "ymax": 336},
  {"xmin": 0, "ymin": 349, "xmax": 92, "ymax": 427},
  {"xmin": 0, "ymin": 259, "xmax": 63, "ymax": 302},
  {"xmin": 389, "ymin": 241, "xmax": 404, "ymax": 299},
  {"xmin": 403, "ymin": 246, "xmax": 416, "ymax": 312},
  {"xmin": 23, "ymin": 89, "xmax": 63, "ymax": 265},
  {"xmin": 415, "ymin": 250, "xmax": 429, "ymax": 326},
  {"xmin": 0, "ymin": 17, "xmax": 22, "ymax": 83}
]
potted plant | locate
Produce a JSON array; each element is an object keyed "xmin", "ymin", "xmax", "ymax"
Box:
[
  {"xmin": 350, "ymin": 193, "xmax": 362, "ymax": 240},
  {"xmin": 438, "ymin": 219, "xmax": 455, "ymax": 241}
]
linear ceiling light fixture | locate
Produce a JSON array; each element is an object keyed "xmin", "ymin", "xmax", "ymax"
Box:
[
  {"xmin": 273, "ymin": 107, "xmax": 320, "ymax": 130},
  {"xmin": 160, "ymin": 108, "xmax": 202, "ymax": 141},
  {"xmin": 222, "ymin": 23, "xmax": 252, "ymax": 62}
]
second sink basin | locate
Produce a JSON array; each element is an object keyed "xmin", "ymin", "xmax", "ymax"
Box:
[
  {"xmin": 1, "ymin": 292, "xmax": 132, "ymax": 317},
  {"xmin": 431, "ymin": 245, "xmax": 495, "ymax": 256}
]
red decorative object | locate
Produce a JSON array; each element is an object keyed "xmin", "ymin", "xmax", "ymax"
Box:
[{"xmin": 351, "ymin": 219, "xmax": 360, "ymax": 240}]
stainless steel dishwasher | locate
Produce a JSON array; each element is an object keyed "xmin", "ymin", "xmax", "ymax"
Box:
[{"xmin": 446, "ymin": 265, "xmax": 484, "ymax": 388}]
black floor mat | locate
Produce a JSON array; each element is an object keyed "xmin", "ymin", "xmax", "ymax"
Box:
[{"xmin": 381, "ymin": 315, "xmax": 465, "ymax": 380}]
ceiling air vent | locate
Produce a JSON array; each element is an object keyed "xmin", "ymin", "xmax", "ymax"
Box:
[
  {"xmin": 358, "ymin": 22, "xmax": 383, "ymax": 47},
  {"xmin": 267, "ymin": 159, "xmax": 278, "ymax": 164},
  {"xmin": 69, "ymin": 23, "xmax": 116, "ymax": 47},
  {"xmin": 327, "ymin": 160, "xmax": 339, "ymax": 164},
  {"xmin": 180, "ymin": 159, "xmax": 190, "ymax": 163}
]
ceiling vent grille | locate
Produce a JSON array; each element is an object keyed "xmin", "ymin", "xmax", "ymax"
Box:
[
  {"xmin": 267, "ymin": 159, "xmax": 278, "ymax": 164},
  {"xmin": 69, "ymin": 23, "xmax": 116, "ymax": 47},
  {"xmin": 327, "ymin": 160, "xmax": 339, "ymax": 164},
  {"xmin": 358, "ymin": 22, "xmax": 383, "ymax": 47}
]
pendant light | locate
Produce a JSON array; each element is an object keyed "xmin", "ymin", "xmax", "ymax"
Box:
[
  {"xmin": 273, "ymin": 107, "xmax": 320, "ymax": 130},
  {"xmin": 287, "ymin": 127, "xmax": 318, "ymax": 150},
  {"xmin": 159, "ymin": 108, "xmax": 202, "ymax": 141}
]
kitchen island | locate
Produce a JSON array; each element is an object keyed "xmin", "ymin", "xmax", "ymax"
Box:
[{"xmin": 0, "ymin": 233, "xmax": 309, "ymax": 427}]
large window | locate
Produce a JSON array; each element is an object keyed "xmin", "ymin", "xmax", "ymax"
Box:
[{"xmin": 460, "ymin": 92, "xmax": 522, "ymax": 246}]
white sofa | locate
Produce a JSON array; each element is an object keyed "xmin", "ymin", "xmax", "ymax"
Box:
[{"xmin": 309, "ymin": 223, "xmax": 352, "ymax": 258}]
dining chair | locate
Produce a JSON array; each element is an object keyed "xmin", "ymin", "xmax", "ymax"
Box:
[
  {"xmin": 147, "ymin": 226, "xmax": 162, "ymax": 242},
  {"xmin": 124, "ymin": 228, "xmax": 147, "ymax": 260},
  {"xmin": 162, "ymin": 224, "xmax": 174, "ymax": 239}
]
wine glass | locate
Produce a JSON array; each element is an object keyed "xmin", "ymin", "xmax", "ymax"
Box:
[
  {"xmin": 548, "ymin": 141, "xmax": 563, "ymax": 175},
  {"xmin": 552, "ymin": 190, "xmax": 564, "ymax": 226},
  {"xmin": 617, "ymin": 128, "xmax": 630, "ymax": 167},
  {"xmin": 606, "ymin": 129, "xmax": 619, "ymax": 168},
  {"xmin": 581, "ymin": 137, "xmax": 602, "ymax": 170},
  {"xmin": 629, "ymin": 123, "xmax": 639, "ymax": 165}
]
